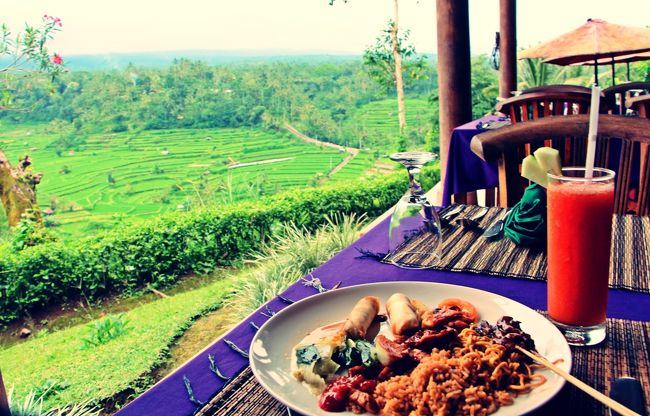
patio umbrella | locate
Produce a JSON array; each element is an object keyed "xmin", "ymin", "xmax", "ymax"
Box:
[{"xmin": 518, "ymin": 19, "xmax": 650, "ymax": 85}]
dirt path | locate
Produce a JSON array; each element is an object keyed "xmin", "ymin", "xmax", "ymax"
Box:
[
  {"xmin": 284, "ymin": 123, "xmax": 358, "ymax": 176},
  {"xmin": 227, "ymin": 157, "xmax": 294, "ymax": 169}
]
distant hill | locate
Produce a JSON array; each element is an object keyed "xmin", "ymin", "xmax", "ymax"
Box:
[
  {"xmin": 57, "ymin": 50, "xmax": 362, "ymax": 70},
  {"xmin": 0, "ymin": 50, "xmax": 439, "ymax": 71}
]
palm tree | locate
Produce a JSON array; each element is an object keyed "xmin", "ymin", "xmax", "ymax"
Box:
[{"xmin": 518, "ymin": 58, "xmax": 603, "ymax": 89}]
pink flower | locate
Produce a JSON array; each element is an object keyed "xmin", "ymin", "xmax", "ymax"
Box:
[
  {"xmin": 51, "ymin": 54, "xmax": 63, "ymax": 65},
  {"xmin": 43, "ymin": 15, "xmax": 63, "ymax": 26}
]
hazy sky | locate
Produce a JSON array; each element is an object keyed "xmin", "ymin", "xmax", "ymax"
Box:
[{"xmin": 3, "ymin": 1, "xmax": 650, "ymax": 56}]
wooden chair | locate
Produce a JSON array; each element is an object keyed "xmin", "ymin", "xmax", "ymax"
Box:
[
  {"xmin": 626, "ymin": 94, "xmax": 650, "ymax": 118},
  {"xmin": 604, "ymin": 82, "xmax": 650, "ymax": 115},
  {"xmin": 470, "ymin": 114, "xmax": 650, "ymax": 215},
  {"xmin": 495, "ymin": 91, "xmax": 606, "ymax": 124}
]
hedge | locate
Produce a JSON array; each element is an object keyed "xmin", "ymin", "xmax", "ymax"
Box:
[{"xmin": 0, "ymin": 171, "xmax": 423, "ymax": 324}]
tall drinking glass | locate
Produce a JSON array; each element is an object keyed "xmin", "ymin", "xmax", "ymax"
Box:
[
  {"xmin": 387, "ymin": 151, "xmax": 441, "ymax": 269},
  {"xmin": 546, "ymin": 167, "xmax": 615, "ymax": 346}
]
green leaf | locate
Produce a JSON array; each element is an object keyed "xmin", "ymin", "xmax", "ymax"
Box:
[
  {"xmin": 296, "ymin": 345, "xmax": 320, "ymax": 365},
  {"xmin": 332, "ymin": 343, "xmax": 360, "ymax": 367},
  {"xmin": 355, "ymin": 340, "xmax": 377, "ymax": 367}
]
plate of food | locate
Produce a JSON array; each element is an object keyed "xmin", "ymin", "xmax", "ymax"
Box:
[{"xmin": 249, "ymin": 282, "xmax": 571, "ymax": 415}]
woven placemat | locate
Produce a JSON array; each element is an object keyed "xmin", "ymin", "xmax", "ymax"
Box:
[
  {"xmin": 542, "ymin": 318, "xmax": 650, "ymax": 416},
  {"xmin": 382, "ymin": 205, "xmax": 650, "ymax": 294},
  {"xmin": 611, "ymin": 214, "xmax": 650, "ymax": 292},
  {"xmin": 196, "ymin": 318, "xmax": 650, "ymax": 416},
  {"xmin": 195, "ymin": 366, "xmax": 287, "ymax": 416}
]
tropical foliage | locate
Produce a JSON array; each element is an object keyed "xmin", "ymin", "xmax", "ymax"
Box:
[
  {"xmin": 517, "ymin": 57, "xmax": 650, "ymax": 89},
  {"xmin": 0, "ymin": 172, "xmax": 407, "ymax": 324},
  {"xmin": 2, "ymin": 214, "xmax": 361, "ymax": 411},
  {"xmin": 363, "ymin": 22, "xmax": 429, "ymax": 93},
  {"xmin": 1, "ymin": 15, "xmax": 66, "ymax": 105},
  {"xmin": 0, "ymin": 60, "xmax": 434, "ymax": 146}
]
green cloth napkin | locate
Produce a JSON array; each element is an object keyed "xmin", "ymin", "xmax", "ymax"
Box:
[{"xmin": 504, "ymin": 184, "xmax": 547, "ymax": 247}]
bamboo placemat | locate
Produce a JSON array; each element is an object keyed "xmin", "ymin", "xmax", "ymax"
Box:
[
  {"xmin": 611, "ymin": 214, "xmax": 650, "ymax": 292},
  {"xmin": 196, "ymin": 318, "xmax": 650, "ymax": 416},
  {"xmin": 195, "ymin": 366, "xmax": 287, "ymax": 416},
  {"xmin": 382, "ymin": 205, "xmax": 650, "ymax": 294}
]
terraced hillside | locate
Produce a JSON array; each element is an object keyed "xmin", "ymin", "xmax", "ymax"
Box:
[
  {"xmin": 329, "ymin": 150, "xmax": 378, "ymax": 182},
  {"xmin": 345, "ymin": 98, "xmax": 437, "ymax": 151},
  {"xmin": 0, "ymin": 124, "xmax": 361, "ymax": 239}
]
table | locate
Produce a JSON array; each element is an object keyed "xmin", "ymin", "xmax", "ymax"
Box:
[
  {"xmin": 117, "ymin": 214, "xmax": 650, "ymax": 416},
  {"xmin": 441, "ymin": 115, "xmax": 501, "ymax": 206}
]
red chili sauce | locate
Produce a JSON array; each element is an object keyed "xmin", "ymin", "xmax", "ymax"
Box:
[{"xmin": 318, "ymin": 374, "xmax": 377, "ymax": 412}]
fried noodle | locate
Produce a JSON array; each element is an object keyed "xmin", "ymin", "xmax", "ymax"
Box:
[{"xmin": 373, "ymin": 327, "xmax": 546, "ymax": 416}]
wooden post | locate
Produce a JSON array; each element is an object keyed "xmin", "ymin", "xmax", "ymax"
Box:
[
  {"xmin": 499, "ymin": 0, "xmax": 517, "ymax": 99},
  {"xmin": 0, "ymin": 370, "xmax": 10, "ymax": 416},
  {"xmin": 436, "ymin": 0, "xmax": 472, "ymax": 186}
]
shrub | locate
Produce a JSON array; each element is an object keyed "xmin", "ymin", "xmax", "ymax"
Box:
[
  {"xmin": 11, "ymin": 218, "xmax": 57, "ymax": 251},
  {"xmin": 420, "ymin": 162, "xmax": 441, "ymax": 190},
  {"xmin": 0, "ymin": 173, "xmax": 409, "ymax": 323}
]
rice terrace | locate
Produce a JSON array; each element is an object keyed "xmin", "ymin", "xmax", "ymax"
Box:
[{"xmin": 0, "ymin": 124, "xmax": 372, "ymax": 239}]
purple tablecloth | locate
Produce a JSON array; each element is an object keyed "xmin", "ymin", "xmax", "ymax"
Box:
[
  {"xmin": 441, "ymin": 115, "xmax": 501, "ymax": 206},
  {"xmin": 117, "ymin": 216, "xmax": 650, "ymax": 416}
]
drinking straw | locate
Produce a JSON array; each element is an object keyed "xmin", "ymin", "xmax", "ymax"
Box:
[{"xmin": 585, "ymin": 84, "xmax": 601, "ymax": 179}]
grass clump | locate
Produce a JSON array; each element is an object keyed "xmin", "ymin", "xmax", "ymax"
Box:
[
  {"xmin": 8, "ymin": 385, "xmax": 99, "ymax": 416},
  {"xmin": 227, "ymin": 213, "xmax": 365, "ymax": 321},
  {"xmin": 80, "ymin": 314, "xmax": 130, "ymax": 349}
]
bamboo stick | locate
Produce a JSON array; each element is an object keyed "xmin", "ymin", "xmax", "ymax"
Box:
[{"xmin": 516, "ymin": 346, "xmax": 641, "ymax": 416}]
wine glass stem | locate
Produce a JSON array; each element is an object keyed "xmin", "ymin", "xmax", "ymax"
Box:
[{"xmin": 407, "ymin": 165, "xmax": 425, "ymax": 203}]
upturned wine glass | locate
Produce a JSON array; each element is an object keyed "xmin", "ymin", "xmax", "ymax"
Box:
[{"xmin": 387, "ymin": 151, "xmax": 442, "ymax": 269}]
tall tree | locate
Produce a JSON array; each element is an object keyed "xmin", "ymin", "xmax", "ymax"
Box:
[
  {"xmin": 363, "ymin": 21, "xmax": 428, "ymax": 134},
  {"xmin": 330, "ymin": 0, "xmax": 426, "ymax": 137},
  {"xmin": 390, "ymin": 0, "xmax": 406, "ymax": 135},
  {"xmin": 0, "ymin": 15, "xmax": 64, "ymax": 226}
]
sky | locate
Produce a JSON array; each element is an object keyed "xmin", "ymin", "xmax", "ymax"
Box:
[{"xmin": 2, "ymin": 0, "xmax": 650, "ymax": 57}]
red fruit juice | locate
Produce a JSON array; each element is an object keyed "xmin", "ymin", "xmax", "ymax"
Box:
[{"xmin": 547, "ymin": 179, "xmax": 614, "ymax": 326}]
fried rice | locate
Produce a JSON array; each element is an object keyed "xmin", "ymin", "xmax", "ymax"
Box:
[{"xmin": 372, "ymin": 327, "xmax": 544, "ymax": 416}]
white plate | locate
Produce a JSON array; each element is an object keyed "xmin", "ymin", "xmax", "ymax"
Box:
[{"xmin": 249, "ymin": 282, "xmax": 571, "ymax": 416}]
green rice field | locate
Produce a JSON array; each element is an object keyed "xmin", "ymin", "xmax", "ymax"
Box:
[
  {"xmin": 345, "ymin": 98, "xmax": 437, "ymax": 150},
  {"xmin": 0, "ymin": 124, "xmax": 363, "ymax": 239},
  {"xmin": 0, "ymin": 98, "xmax": 436, "ymax": 239}
]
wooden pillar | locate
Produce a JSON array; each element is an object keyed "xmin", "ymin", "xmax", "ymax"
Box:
[
  {"xmin": 436, "ymin": 0, "xmax": 472, "ymax": 185},
  {"xmin": 499, "ymin": 0, "xmax": 517, "ymax": 99},
  {"xmin": 0, "ymin": 370, "xmax": 10, "ymax": 416}
]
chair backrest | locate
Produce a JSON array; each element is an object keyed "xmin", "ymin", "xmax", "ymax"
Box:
[
  {"xmin": 470, "ymin": 114, "xmax": 650, "ymax": 215},
  {"xmin": 519, "ymin": 84, "xmax": 592, "ymax": 95},
  {"xmin": 603, "ymin": 81, "xmax": 650, "ymax": 115},
  {"xmin": 495, "ymin": 91, "xmax": 606, "ymax": 124},
  {"xmin": 626, "ymin": 94, "xmax": 650, "ymax": 118}
]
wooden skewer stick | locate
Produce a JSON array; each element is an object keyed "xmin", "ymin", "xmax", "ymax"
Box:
[{"xmin": 515, "ymin": 346, "xmax": 642, "ymax": 416}]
